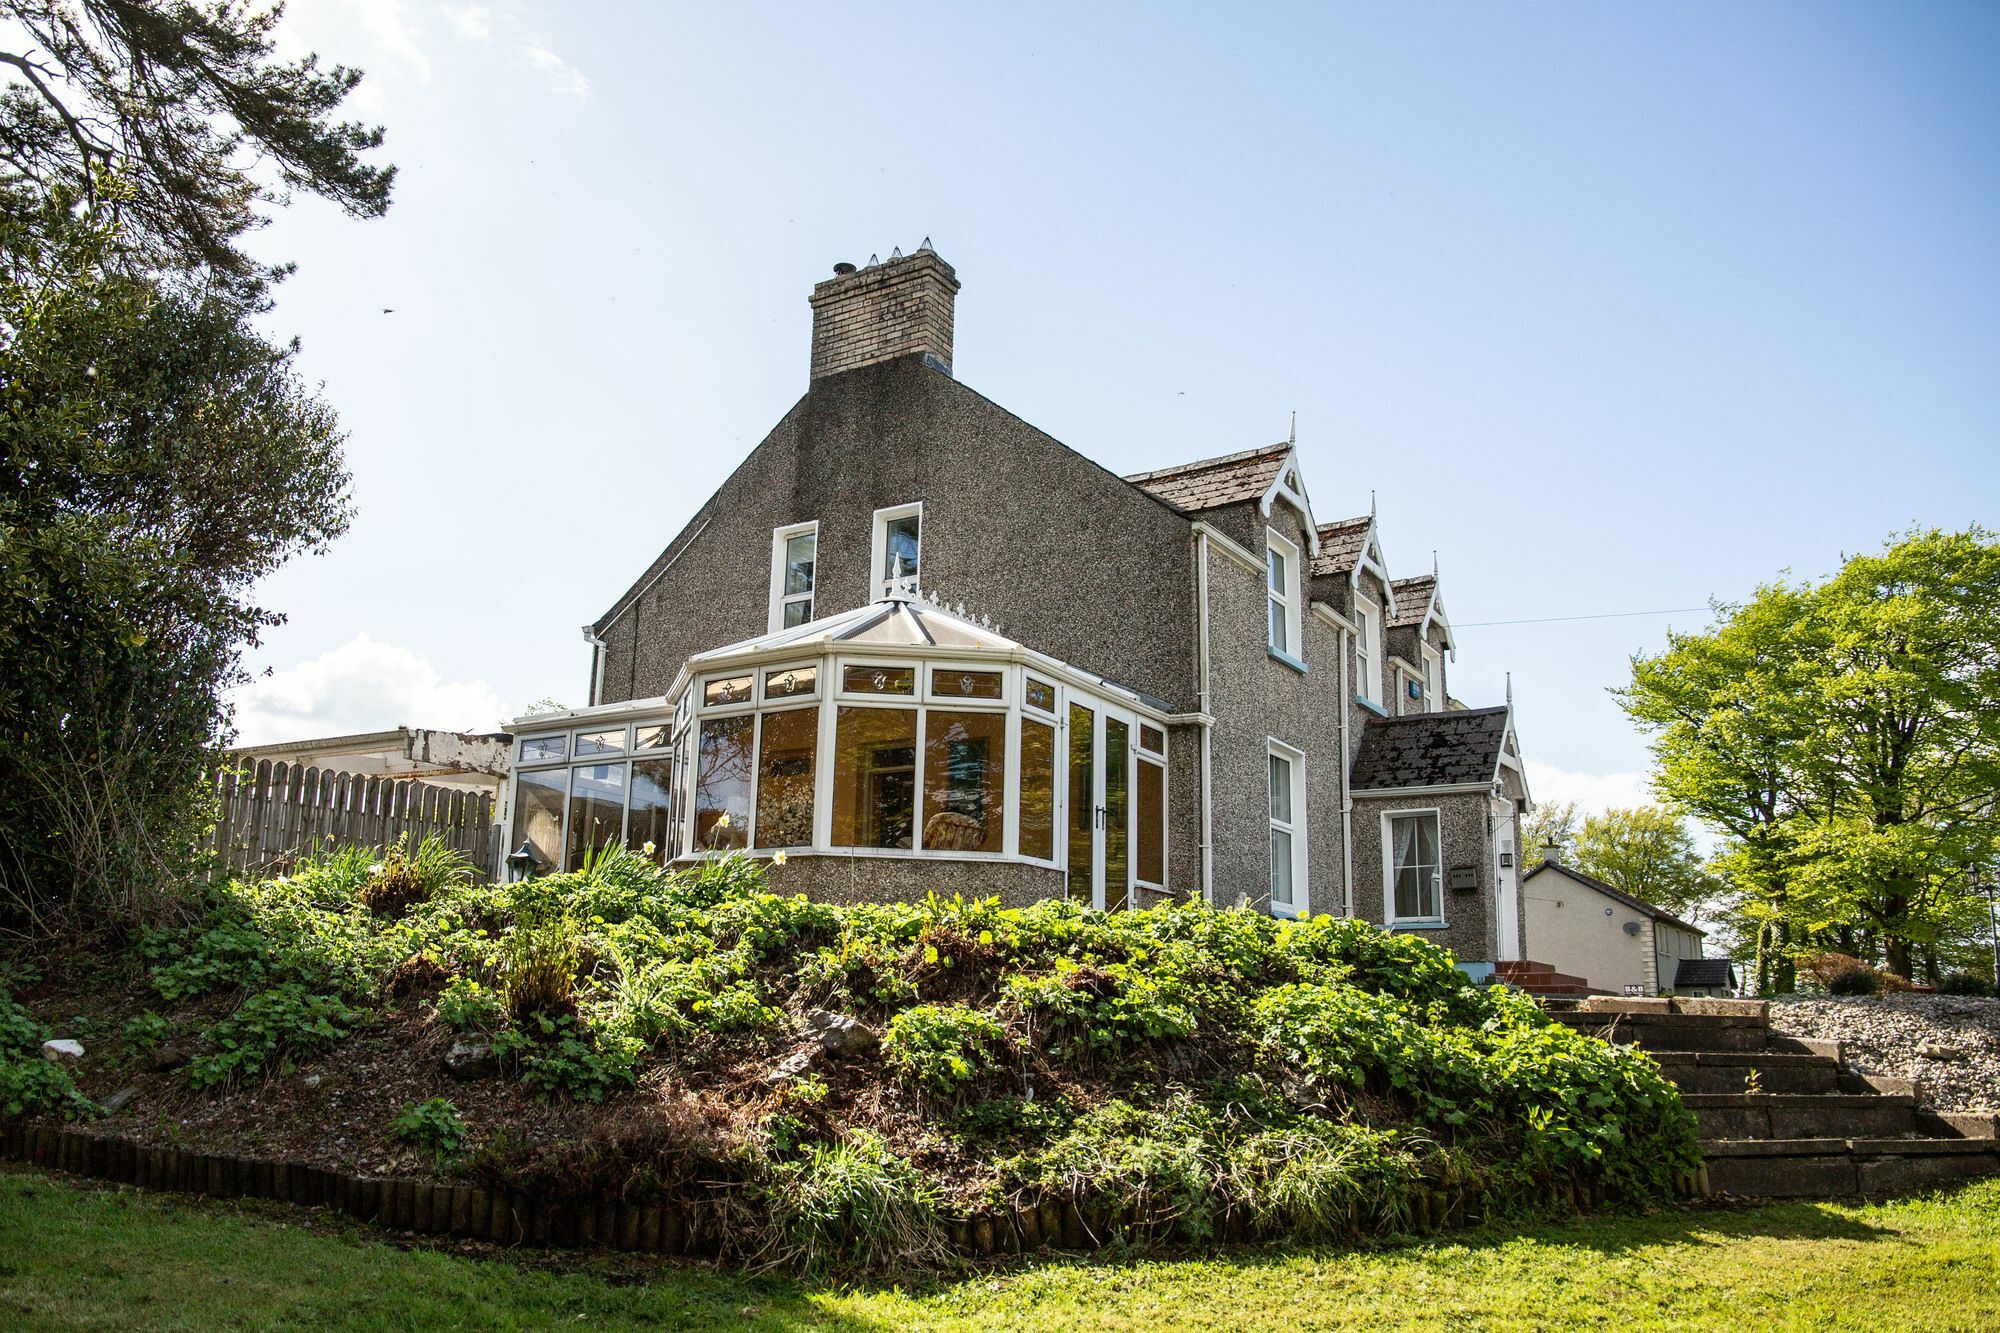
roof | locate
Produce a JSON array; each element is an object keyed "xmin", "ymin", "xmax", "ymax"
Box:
[
  {"xmin": 1522, "ymin": 860, "xmax": 1706, "ymax": 935},
  {"xmin": 1388, "ymin": 576, "xmax": 1437, "ymax": 629},
  {"xmin": 1674, "ymin": 957, "xmax": 1736, "ymax": 989},
  {"xmin": 1125, "ymin": 443, "xmax": 1290, "ymax": 513},
  {"xmin": 1349, "ymin": 706, "xmax": 1511, "ymax": 791},
  {"xmin": 1310, "ymin": 516, "xmax": 1373, "ymax": 577},
  {"xmin": 690, "ymin": 596, "xmax": 1027, "ymax": 665}
]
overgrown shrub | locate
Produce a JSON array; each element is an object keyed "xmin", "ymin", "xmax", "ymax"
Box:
[
  {"xmin": 1939, "ymin": 972, "xmax": 1995, "ymax": 997},
  {"xmin": 1827, "ymin": 967, "xmax": 1881, "ymax": 997},
  {"xmin": 883, "ymin": 1003, "xmax": 1007, "ymax": 1097}
]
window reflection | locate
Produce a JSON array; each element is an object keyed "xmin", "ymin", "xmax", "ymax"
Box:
[
  {"xmin": 843, "ymin": 664, "xmax": 915, "ymax": 695},
  {"xmin": 1103, "ymin": 718, "xmax": 1129, "ymax": 911},
  {"xmin": 566, "ymin": 762, "xmax": 626, "ymax": 870},
  {"xmin": 1137, "ymin": 760, "xmax": 1164, "ymax": 886},
  {"xmin": 883, "ymin": 512, "xmax": 919, "ymax": 592},
  {"xmin": 755, "ymin": 707, "xmax": 818, "ymax": 848},
  {"xmin": 831, "ymin": 707, "xmax": 917, "ymax": 848},
  {"xmin": 931, "ymin": 669, "xmax": 1003, "ymax": 700},
  {"xmin": 922, "ymin": 710, "xmax": 1005, "ymax": 852},
  {"xmin": 627, "ymin": 757, "xmax": 675, "ymax": 862},
  {"xmin": 511, "ymin": 767, "xmax": 566, "ymax": 873},
  {"xmin": 1020, "ymin": 718, "xmax": 1056, "ymax": 861},
  {"xmin": 1067, "ymin": 703, "xmax": 1094, "ymax": 903},
  {"xmin": 696, "ymin": 716, "xmax": 753, "ymax": 850}
]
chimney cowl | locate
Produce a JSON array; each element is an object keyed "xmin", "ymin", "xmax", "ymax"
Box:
[{"xmin": 832, "ymin": 261, "xmax": 857, "ymax": 276}]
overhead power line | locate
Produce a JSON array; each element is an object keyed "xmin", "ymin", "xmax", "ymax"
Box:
[{"xmin": 1457, "ymin": 607, "xmax": 1711, "ymax": 629}]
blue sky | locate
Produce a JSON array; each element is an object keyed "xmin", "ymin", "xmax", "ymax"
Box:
[{"xmin": 234, "ymin": 0, "xmax": 2000, "ymax": 813}]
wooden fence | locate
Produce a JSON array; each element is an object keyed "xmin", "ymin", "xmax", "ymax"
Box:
[{"xmin": 204, "ymin": 760, "xmax": 501, "ymax": 881}]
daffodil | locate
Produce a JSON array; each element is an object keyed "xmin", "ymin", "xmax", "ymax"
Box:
[{"xmin": 772, "ymin": 850, "xmax": 788, "ymax": 867}]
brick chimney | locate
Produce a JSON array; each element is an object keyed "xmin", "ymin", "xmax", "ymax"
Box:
[{"xmin": 809, "ymin": 247, "xmax": 960, "ymax": 380}]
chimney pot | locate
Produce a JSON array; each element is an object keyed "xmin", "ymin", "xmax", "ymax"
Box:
[{"xmin": 808, "ymin": 248, "xmax": 960, "ymax": 381}]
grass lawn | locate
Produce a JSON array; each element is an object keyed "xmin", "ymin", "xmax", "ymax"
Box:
[{"xmin": 2, "ymin": 1166, "xmax": 1997, "ymax": 1331}]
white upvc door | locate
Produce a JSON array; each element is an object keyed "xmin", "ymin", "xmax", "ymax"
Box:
[{"xmin": 1065, "ymin": 700, "xmax": 1137, "ymax": 911}]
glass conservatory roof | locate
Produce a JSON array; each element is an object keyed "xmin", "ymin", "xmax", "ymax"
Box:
[{"xmin": 690, "ymin": 595, "xmax": 1028, "ymax": 665}]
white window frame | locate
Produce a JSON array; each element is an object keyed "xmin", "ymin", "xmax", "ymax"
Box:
[
  {"xmin": 1421, "ymin": 643, "xmax": 1443, "ymax": 713},
  {"xmin": 870, "ymin": 502, "xmax": 923, "ymax": 599},
  {"xmin": 1266, "ymin": 530, "xmax": 1304, "ymax": 667},
  {"xmin": 1383, "ymin": 807, "xmax": 1444, "ymax": 926},
  {"xmin": 768, "ymin": 521, "xmax": 819, "ymax": 633},
  {"xmin": 1354, "ymin": 594, "xmax": 1381, "ymax": 705},
  {"xmin": 1266, "ymin": 739, "xmax": 1308, "ymax": 919}
]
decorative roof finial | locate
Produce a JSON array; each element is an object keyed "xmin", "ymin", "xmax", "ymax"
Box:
[
  {"xmin": 1369, "ymin": 489, "xmax": 1377, "ymax": 518},
  {"xmin": 1505, "ymin": 671, "xmax": 1513, "ymax": 705},
  {"xmin": 1432, "ymin": 549, "xmax": 1439, "ymax": 577},
  {"xmin": 1288, "ymin": 410, "xmax": 1296, "ymax": 446}
]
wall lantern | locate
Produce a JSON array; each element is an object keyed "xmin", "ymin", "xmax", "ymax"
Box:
[{"xmin": 507, "ymin": 840, "xmax": 538, "ymax": 882}]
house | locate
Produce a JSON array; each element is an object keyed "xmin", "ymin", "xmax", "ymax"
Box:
[
  {"xmin": 230, "ymin": 727, "xmax": 512, "ymax": 798},
  {"xmin": 1520, "ymin": 856, "xmax": 1709, "ymax": 995},
  {"xmin": 503, "ymin": 247, "xmax": 1533, "ymax": 977}
]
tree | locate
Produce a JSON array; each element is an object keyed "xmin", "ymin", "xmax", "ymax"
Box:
[
  {"xmin": 1620, "ymin": 528, "xmax": 2000, "ymax": 988},
  {"xmin": 0, "ymin": 0, "xmax": 393, "ymax": 299},
  {"xmin": 0, "ymin": 186, "xmax": 352, "ymax": 926},
  {"xmin": 1568, "ymin": 807, "xmax": 1717, "ymax": 920},
  {"xmin": 1518, "ymin": 800, "xmax": 1578, "ymax": 870}
]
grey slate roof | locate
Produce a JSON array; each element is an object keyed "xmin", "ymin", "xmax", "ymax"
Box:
[
  {"xmin": 1349, "ymin": 706, "xmax": 1510, "ymax": 791},
  {"xmin": 1674, "ymin": 957, "xmax": 1736, "ymax": 989},
  {"xmin": 1521, "ymin": 861, "xmax": 1706, "ymax": 935},
  {"xmin": 1310, "ymin": 516, "xmax": 1373, "ymax": 577},
  {"xmin": 1388, "ymin": 576, "xmax": 1436, "ymax": 628},
  {"xmin": 1125, "ymin": 443, "xmax": 1289, "ymax": 512}
]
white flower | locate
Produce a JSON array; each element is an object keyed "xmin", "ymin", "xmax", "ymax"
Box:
[
  {"xmin": 642, "ymin": 840, "xmax": 656, "ymax": 856},
  {"xmin": 714, "ymin": 812, "xmax": 732, "ymax": 829},
  {"xmin": 771, "ymin": 851, "xmax": 788, "ymax": 867}
]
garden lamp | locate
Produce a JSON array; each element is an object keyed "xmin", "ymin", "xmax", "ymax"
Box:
[{"xmin": 507, "ymin": 840, "xmax": 537, "ymax": 882}]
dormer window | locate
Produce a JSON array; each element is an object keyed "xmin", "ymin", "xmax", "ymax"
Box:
[
  {"xmin": 872, "ymin": 503, "xmax": 922, "ymax": 598},
  {"xmin": 1266, "ymin": 531, "xmax": 1303, "ymax": 666},
  {"xmin": 768, "ymin": 521, "xmax": 818, "ymax": 632},
  {"xmin": 1355, "ymin": 595, "xmax": 1380, "ymax": 704}
]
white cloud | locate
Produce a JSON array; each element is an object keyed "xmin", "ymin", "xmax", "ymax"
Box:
[
  {"xmin": 230, "ymin": 635, "xmax": 507, "ymax": 747},
  {"xmin": 349, "ymin": 0, "xmax": 432, "ymax": 82},
  {"xmin": 445, "ymin": 3, "xmax": 494, "ymax": 42},
  {"xmin": 1523, "ymin": 760, "xmax": 1653, "ymax": 817},
  {"xmin": 519, "ymin": 39, "xmax": 590, "ymax": 99}
]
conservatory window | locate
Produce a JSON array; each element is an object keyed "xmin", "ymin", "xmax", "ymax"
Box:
[
  {"xmin": 520, "ymin": 736, "xmax": 566, "ymax": 765},
  {"xmin": 769, "ymin": 522, "xmax": 818, "ymax": 632},
  {"xmin": 1019, "ymin": 715, "xmax": 1057, "ymax": 862},
  {"xmin": 694, "ymin": 715, "xmax": 753, "ymax": 850},
  {"xmin": 1023, "ymin": 676, "xmax": 1057, "ymax": 715},
  {"xmin": 626, "ymin": 756, "xmax": 677, "ymax": 862},
  {"xmin": 872, "ymin": 503, "xmax": 922, "ymax": 598},
  {"xmin": 634, "ymin": 724, "xmax": 671, "ymax": 750},
  {"xmin": 575, "ymin": 728, "xmax": 624, "ymax": 758},
  {"xmin": 842, "ymin": 663, "xmax": 916, "ymax": 696},
  {"xmin": 1137, "ymin": 755, "xmax": 1165, "ymax": 887},
  {"xmin": 931, "ymin": 668, "xmax": 1004, "ymax": 700},
  {"xmin": 831, "ymin": 707, "xmax": 918, "ymax": 848},
  {"xmin": 566, "ymin": 762, "xmax": 626, "ymax": 869},
  {"xmin": 754, "ymin": 707, "xmax": 819, "ymax": 849},
  {"xmin": 1390, "ymin": 811, "xmax": 1442, "ymax": 922},
  {"xmin": 764, "ymin": 664, "xmax": 818, "ymax": 700},
  {"xmin": 704, "ymin": 674, "xmax": 753, "ymax": 708},
  {"xmin": 511, "ymin": 766, "xmax": 567, "ymax": 872},
  {"xmin": 922, "ymin": 710, "xmax": 1006, "ymax": 852}
]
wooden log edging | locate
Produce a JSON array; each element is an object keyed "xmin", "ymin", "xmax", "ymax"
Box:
[{"xmin": 0, "ymin": 1122, "xmax": 1711, "ymax": 1258}]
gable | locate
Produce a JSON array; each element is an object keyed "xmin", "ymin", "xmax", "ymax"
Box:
[{"xmin": 1349, "ymin": 706, "xmax": 1511, "ymax": 791}]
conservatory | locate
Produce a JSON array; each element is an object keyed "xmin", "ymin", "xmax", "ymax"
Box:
[{"xmin": 504, "ymin": 596, "xmax": 1174, "ymax": 910}]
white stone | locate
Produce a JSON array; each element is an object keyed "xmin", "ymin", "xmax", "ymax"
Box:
[{"xmin": 41, "ymin": 1038, "xmax": 84, "ymax": 1061}]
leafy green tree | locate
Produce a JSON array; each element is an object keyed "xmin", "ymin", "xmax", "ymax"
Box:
[
  {"xmin": 0, "ymin": 187, "xmax": 353, "ymax": 926},
  {"xmin": 1517, "ymin": 800, "xmax": 1578, "ymax": 870},
  {"xmin": 1568, "ymin": 807, "xmax": 1717, "ymax": 920},
  {"xmin": 0, "ymin": 0, "xmax": 393, "ymax": 298},
  {"xmin": 1621, "ymin": 528, "xmax": 2000, "ymax": 988}
]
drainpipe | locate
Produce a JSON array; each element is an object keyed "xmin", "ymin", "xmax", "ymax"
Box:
[
  {"xmin": 1340, "ymin": 622, "xmax": 1354, "ymax": 917},
  {"xmin": 581, "ymin": 625, "xmax": 608, "ymax": 707},
  {"xmin": 1195, "ymin": 529, "xmax": 1215, "ymax": 904}
]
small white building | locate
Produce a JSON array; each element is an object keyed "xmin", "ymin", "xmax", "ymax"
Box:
[{"xmin": 1520, "ymin": 858, "xmax": 1712, "ymax": 996}]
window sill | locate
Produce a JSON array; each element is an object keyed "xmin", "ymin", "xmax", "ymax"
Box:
[
  {"xmin": 1268, "ymin": 647, "xmax": 1308, "ymax": 674},
  {"xmin": 1389, "ymin": 919, "xmax": 1448, "ymax": 931},
  {"xmin": 1354, "ymin": 696, "xmax": 1389, "ymax": 717}
]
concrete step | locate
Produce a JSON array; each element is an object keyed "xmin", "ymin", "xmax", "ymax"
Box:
[
  {"xmin": 1554, "ymin": 1011, "xmax": 1777, "ymax": 1053},
  {"xmin": 1682, "ymin": 1093, "xmax": 1920, "ymax": 1140},
  {"xmin": 1702, "ymin": 1136, "xmax": 2000, "ymax": 1198},
  {"xmin": 1650, "ymin": 1052, "xmax": 1842, "ymax": 1096}
]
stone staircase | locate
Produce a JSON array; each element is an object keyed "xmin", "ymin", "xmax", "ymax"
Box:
[
  {"xmin": 1493, "ymin": 959, "xmax": 1595, "ymax": 998},
  {"xmin": 1550, "ymin": 996, "xmax": 2000, "ymax": 1198}
]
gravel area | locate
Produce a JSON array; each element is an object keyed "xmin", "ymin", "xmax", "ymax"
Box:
[{"xmin": 1770, "ymin": 993, "xmax": 2000, "ymax": 1113}]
